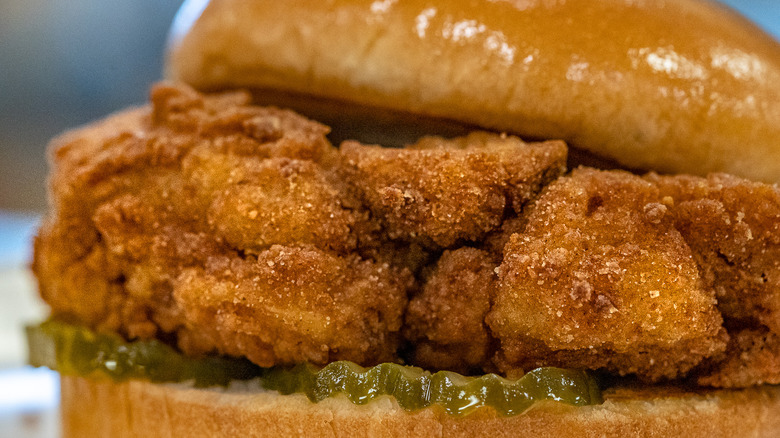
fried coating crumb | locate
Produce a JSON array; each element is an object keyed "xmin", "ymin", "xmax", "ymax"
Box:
[
  {"xmin": 34, "ymin": 83, "xmax": 409, "ymax": 367},
  {"xmin": 482, "ymin": 216, "xmax": 528, "ymax": 257},
  {"xmin": 646, "ymin": 173, "xmax": 780, "ymax": 386},
  {"xmin": 697, "ymin": 328, "xmax": 780, "ymax": 387},
  {"xmin": 173, "ymin": 245, "xmax": 409, "ymax": 367},
  {"xmin": 204, "ymin": 156, "xmax": 361, "ymax": 254},
  {"xmin": 340, "ymin": 132, "xmax": 566, "ymax": 248},
  {"xmin": 34, "ymin": 83, "xmax": 780, "ymax": 388},
  {"xmin": 404, "ymin": 248, "xmax": 498, "ymax": 374},
  {"xmin": 647, "ymin": 173, "xmax": 780, "ymax": 332},
  {"xmin": 489, "ymin": 168, "xmax": 727, "ymax": 381}
]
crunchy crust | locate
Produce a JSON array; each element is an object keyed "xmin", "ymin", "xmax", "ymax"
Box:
[
  {"xmin": 34, "ymin": 84, "xmax": 780, "ymax": 385},
  {"xmin": 61, "ymin": 376, "xmax": 780, "ymax": 438}
]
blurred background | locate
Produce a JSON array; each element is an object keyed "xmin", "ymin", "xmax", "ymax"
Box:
[
  {"xmin": 0, "ymin": 0, "xmax": 778, "ymax": 436},
  {"xmin": 1, "ymin": 1, "xmax": 185, "ymax": 212},
  {"xmin": 1, "ymin": 1, "xmax": 184, "ymax": 436}
]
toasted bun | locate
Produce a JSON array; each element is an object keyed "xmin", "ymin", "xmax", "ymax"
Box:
[
  {"xmin": 166, "ymin": 0, "xmax": 780, "ymax": 182},
  {"xmin": 62, "ymin": 375, "xmax": 780, "ymax": 437}
]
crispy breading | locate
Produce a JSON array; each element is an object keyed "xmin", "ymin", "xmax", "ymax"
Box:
[
  {"xmin": 33, "ymin": 83, "xmax": 780, "ymax": 387},
  {"xmin": 149, "ymin": 83, "xmax": 339, "ymax": 166},
  {"xmin": 340, "ymin": 132, "xmax": 566, "ymax": 248},
  {"xmin": 173, "ymin": 245, "xmax": 409, "ymax": 367},
  {"xmin": 204, "ymin": 156, "xmax": 361, "ymax": 254},
  {"xmin": 482, "ymin": 216, "xmax": 527, "ymax": 257},
  {"xmin": 33, "ymin": 83, "xmax": 409, "ymax": 367},
  {"xmin": 647, "ymin": 173, "xmax": 780, "ymax": 332},
  {"xmin": 489, "ymin": 168, "xmax": 727, "ymax": 381},
  {"xmin": 696, "ymin": 328, "xmax": 780, "ymax": 387},
  {"xmin": 404, "ymin": 248, "xmax": 498, "ymax": 374},
  {"xmin": 645, "ymin": 173, "xmax": 780, "ymax": 386}
]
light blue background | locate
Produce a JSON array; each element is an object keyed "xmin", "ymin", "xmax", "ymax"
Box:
[{"xmin": 721, "ymin": 0, "xmax": 780, "ymax": 39}]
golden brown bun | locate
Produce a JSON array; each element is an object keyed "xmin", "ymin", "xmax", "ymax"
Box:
[
  {"xmin": 62, "ymin": 375, "xmax": 780, "ymax": 437},
  {"xmin": 166, "ymin": 0, "xmax": 780, "ymax": 183}
]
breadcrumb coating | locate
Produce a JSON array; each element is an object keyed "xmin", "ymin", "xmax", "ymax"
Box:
[
  {"xmin": 34, "ymin": 83, "xmax": 408, "ymax": 367},
  {"xmin": 340, "ymin": 133, "xmax": 566, "ymax": 248},
  {"xmin": 404, "ymin": 248, "xmax": 498, "ymax": 374},
  {"xmin": 646, "ymin": 172, "xmax": 780, "ymax": 386},
  {"xmin": 696, "ymin": 328, "xmax": 780, "ymax": 387},
  {"xmin": 647, "ymin": 173, "xmax": 780, "ymax": 332},
  {"xmin": 489, "ymin": 168, "xmax": 727, "ymax": 381},
  {"xmin": 33, "ymin": 83, "xmax": 780, "ymax": 387},
  {"xmin": 173, "ymin": 245, "xmax": 408, "ymax": 367}
]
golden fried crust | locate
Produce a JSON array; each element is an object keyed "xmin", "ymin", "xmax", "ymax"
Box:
[
  {"xmin": 405, "ymin": 248, "xmax": 498, "ymax": 374},
  {"xmin": 645, "ymin": 173, "xmax": 780, "ymax": 386},
  {"xmin": 340, "ymin": 133, "xmax": 566, "ymax": 248},
  {"xmin": 489, "ymin": 168, "xmax": 727, "ymax": 381},
  {"xmin": 402, "ymin": 168, "xmax": 780, "ymax": 386},
  {"xmin": 34, "ymin": 83, "xmax": 410, "ymax": 367},
  {"xmin": 697, "ymin": 328, "xmax": 780, "ymax": 387},
  {"xmin": 647, "ymin": 173, "xmax": 780, "ymax": 332},
  {"xmin": 411, "ymin": 134, "xmax": 568, "ymax": 214},
  {"xmin": 173, "ymin": 245, "xmax": 409, "ymax": 367},
  {"xmin": 35, "ymin": 83, "xmax": 780, "ymax": 387},
  {"xmin": 149, "ymin": 83, "xmax": 338, "ymax": 166},
  {"xmin": 205, "ymin": 157, "xmax": 360, "ymax": 254}
]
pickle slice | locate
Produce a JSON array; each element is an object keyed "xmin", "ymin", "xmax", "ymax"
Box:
[
  {"xmin": 27, "ymin": 320, "xmax": 602, "ymax": 415},
  {"xmin": 26, "ymin": 320, "xmax": 261, "ymax": 386},
  {"xmin": 263, "ymin": 361, "xmax": 602, "ymax": 416}
]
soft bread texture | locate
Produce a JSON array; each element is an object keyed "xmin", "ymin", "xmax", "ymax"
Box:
[
  {"xmin": 61, "ymin": 376, "xmax": 780, "ymax": 438},
  {"xmin": 167, "ymin": 0, "xmax": 780, "ymax": 183}
]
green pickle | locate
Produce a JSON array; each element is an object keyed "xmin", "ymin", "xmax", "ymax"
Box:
[
  {"xmin": 263, "ymin": 361, "xmax": 602, "ymax": 416},
  {"xmin": 27, "ymin": 320, "xmax": 602, "ymax": 416},
  {"xmin": 26, "ymin": 320, "xmax": 261, "ymax": 387}
]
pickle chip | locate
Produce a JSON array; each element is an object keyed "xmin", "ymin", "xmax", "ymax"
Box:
[
  {"xmin": 263, "ymin": 361, "xmax": 602, "ymax": 416},
  {"xmin": 26, "ymin": 320, "xmax": 261, "ymax": 387},
  {"xmin": 27, "ymin": 320, "xmax": 602, "ymax": 415}
]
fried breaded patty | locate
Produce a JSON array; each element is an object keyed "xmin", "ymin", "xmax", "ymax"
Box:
[
  {"xmin": 647, "ymin": 173, "xmax": 780, "ymax": 334},
  {"xmin": 34, "ymin": 83, "xmax": 780, "ymax": 387},
  {"xmin": 404, "ymin": 247, "xmax": 498, "ymax": 374},
  {"xmin": 340, "ymin": 133, "xmax": 566, "ymax": 248},
  {"xmin": 34, "ymin": 83, "xmax": 409, "ymax": 367},
  {"xmin": 406, "ymin": 168, "xmax": 780, "ymax": 385},
  {"xmin": 647, "ymin": 173, "xmax": 780, "ymax": 386},
  {"xmin": 491, "ymin": 168, "xmax": 728, "ymax": 381}
]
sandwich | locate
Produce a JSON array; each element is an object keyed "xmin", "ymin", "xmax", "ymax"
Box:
[{"xmin": 27, "ymin": 0, "xmax": 780, "ymax": 436}]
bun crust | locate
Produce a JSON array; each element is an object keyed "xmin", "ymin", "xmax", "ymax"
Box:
[
  {"xmin": 62, "ymin": 376, "xmax": 780, "ymax": 437},
  {"xmin": 167, "ymin": 0, "xmax": 780, "ymax": 182}
]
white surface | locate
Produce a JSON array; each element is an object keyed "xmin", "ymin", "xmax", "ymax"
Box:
[
  {"xmin": 0, "ymin": 368, "xmax": 59, "ymax": 413},
  {"xmin": 0, "ymin": 212, "xmax": 44, "ymax": 368},
  {"xmin": 0, "ymin": 268, "xmax": 47, "ymax": 369},
  {"xmin": 0, "ymin": 212, "xmax": 58, "ymax": 438},
  {"xmin": 0, "ymin": 408, "xmax": 58, "ymax": 438}
]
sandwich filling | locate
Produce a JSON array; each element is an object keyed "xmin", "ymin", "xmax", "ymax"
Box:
[{"xmin": 31, "ymin": 83, "xmax": 780, "ymax": 414}]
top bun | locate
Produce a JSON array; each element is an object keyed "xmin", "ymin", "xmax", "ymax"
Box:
[{"xmin": 167, "ymin": 0, "xmax": 780, "ymax": 182}]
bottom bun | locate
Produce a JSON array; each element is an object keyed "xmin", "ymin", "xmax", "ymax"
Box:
[{"xmin": 61, "ymin": 375, "xmax": 780, "ymax": 437}]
